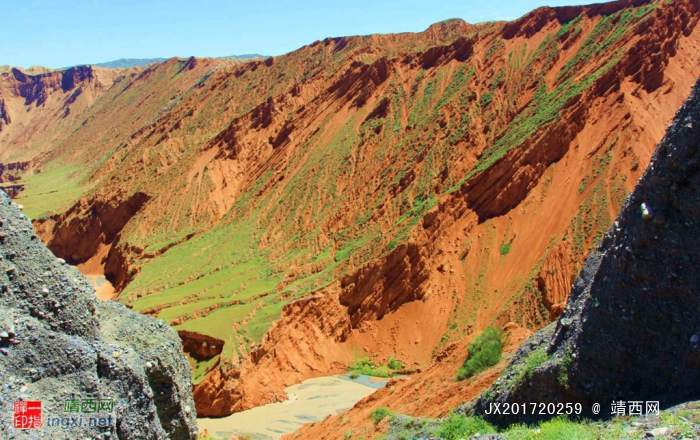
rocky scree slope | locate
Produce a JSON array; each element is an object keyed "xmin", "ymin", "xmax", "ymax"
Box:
[
  {"xmin": 468, "ymin": 74, "xmax": 700, "ymax": 425},
  {"xmin": 0, "ymin": 192, "xmax": 197, "ymax": 439}
]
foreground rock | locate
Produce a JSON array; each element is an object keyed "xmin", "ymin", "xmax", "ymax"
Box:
[
  {"xmin": 0, "ymin": 192, "xmax": 197, "ymax": 439},
  {"xmin": 468, "ymin": 76, "xmax": 700, "ymax": 425}
]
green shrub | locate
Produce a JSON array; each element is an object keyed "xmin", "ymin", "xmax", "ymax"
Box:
[
  {"xmin": 436, "ymin": 413, "xmax": 496, "ymax": 440},
  {"xmin": 509, "ymin": 347, "xmax": 551, "ymax": 387},
  {"xmin": 349, "ymin": 356, "xmax": 403, "ymax": 377},
  {"xmin": 388, "ymin": 357, "xmax": 403, "ymax": 370},
  {"xmin": 349, "ymin": 357, "xmax": 391, "ymax": 377},
  {"xmin": 500, "ymin": 243, "xmax": 512, "ymax": 255},
  {"xmin": 457, "ymin": 327, "xmax": 504, "ymax": 380},
  {"xmin": 369, "ymin": 407, "xmax": 393, "ymax": 426}
]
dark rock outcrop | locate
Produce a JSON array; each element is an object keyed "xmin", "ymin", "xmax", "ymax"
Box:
[
  {"xmin": 0, "ymin": 192, "xmax": 197, "ymax": 439},
  {"xmin": 178, "ymin": 330, "xmax": 224, "ymax": 361},
  {"xmin": 0, "ymin": 98, "xmax": 10, "ymax": 132},
  {"xmin": 0, "ymin": 162, "xmax": 31, "ymax": 184},
  {"xmin": 469, "ymin": 76, "xmax": 700, "ymax": 425},
  {"xmin": 61, "ymin": 66, "xmax": 94, "ymax": 93}
]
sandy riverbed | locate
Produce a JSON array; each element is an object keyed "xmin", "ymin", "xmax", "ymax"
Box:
[{"xmin": 198, "ymin": 375, "xmax": 385, "ymax": 439}]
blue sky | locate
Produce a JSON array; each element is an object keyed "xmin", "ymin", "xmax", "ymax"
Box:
[{"xmin": 2, "ymin": 0, "xmax": 605, "ymax": 68}]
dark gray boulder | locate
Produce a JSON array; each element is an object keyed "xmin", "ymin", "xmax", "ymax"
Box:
[
  {"xmin": 0, "ymin": 192, "xmax": 197, "ymax": 439},
  {"xmin": 468, "ymin": 76, "xmax": 700, "ymax": 425}
]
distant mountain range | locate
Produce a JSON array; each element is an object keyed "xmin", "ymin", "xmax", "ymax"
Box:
[
  {"xmin": 222, "ymin": 54, "xmax": 267, "ymax": 60},
  {"xmin": 91, "ymin": 54, "xmax": 267, "ymax": 69},
  {"xmin": 92, "ymin": 58, "xmax": 168, "ymax": 69}
]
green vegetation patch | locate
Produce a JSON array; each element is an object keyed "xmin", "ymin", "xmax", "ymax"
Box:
[
  {"xmin": 9, "ymin": 163, "xmax": 89, "ymax": 219},
  {"xmin": 555, "ymin": 15, "xmax": 582, "ymax": 40},
  {"xmin": 447, "ymin": 2, "xmax": 658, "ymax": 195},
  {"xmin": 508, "ymin": 347, "xmax": 551, "ymax": 387},
  {"xmin": 504, "ymin": 416, "xmax": 602, "ymax": 440},
  {"xmin": 370, "ymin": 407, "xmax": 393, "ymax": 426},
  {"xmin": 190, "ymin": 355, "xmax": 219, "ymax": 385},
  {"xmin": 557, "ymin": 4, "xmax": 656, "ymax": 83},
  {"xmin": 457, "ymin": 327, "xmax": 504, "ymax": 381},
  {"xmin": 485, "ymin": 39, "xmax": 505, "ymax": 61},
  {"xmin": 349, "ymin": 356, "xmax": 404, "ymax": 378},
  {"xmin": 558, "ymin": 348, "xmax": 574, "ymax": 390},
  {"xmin": 391, "ymin": 406, "xmax": 700, "ymax": 440},
  {"xmin": 437, "ymin": 413, "xmax": 497, "ymax": 440},
  {"xmin": 500, "ymin": 242, "xmax": 512, "ymax": 256}
]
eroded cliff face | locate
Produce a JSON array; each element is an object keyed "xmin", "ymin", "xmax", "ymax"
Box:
[
  {"xmin": 0, "ymin": 65, "xmax": 132, "ymax": 161},
  {"xmin": 34, "ymin": 192, "xmax": 150, "ymax": 290},
  {"xmin": 193, "ymin": 242, "xmax": 434, "ymax": 416},
  {"xmin": 468, "ymin": 74, "xmax": 700, "ymax": 425},
  {"xmin": 0, "ymin": 162, "xmax": 31, "ymax": 183},
  {"xmin": 3, "ymin": 0, "xmax": 700, "ymax": 423},
  {"xmin": 0, "ymin": 192, "xmax": 197, "ymax": 439}
]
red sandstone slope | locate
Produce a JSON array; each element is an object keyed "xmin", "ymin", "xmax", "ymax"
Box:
[
  {"xmin": 196, "ymin": 0, "xmax": 700, "ymax": 419},
  {"xmin": 0, "ymin": 65, "xmax": 135, "ymax": 160},
  {"xmin": 1, "ymin": 0, "xmax": 699, "ymax": 429},
  {"xmin": 284, "ymin": 2, "xmax": 700, "ymax": 438}
]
